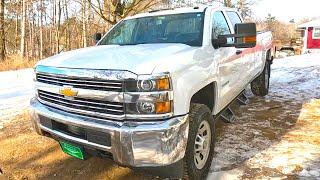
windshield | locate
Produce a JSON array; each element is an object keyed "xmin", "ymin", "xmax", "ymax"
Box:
[{"xmin": 99, "ymin": 13, "xmax": 204, "ymax": 47}]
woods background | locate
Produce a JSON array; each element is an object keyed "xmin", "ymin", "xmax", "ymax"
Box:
[{"xmin": 0, "ymin": 0, "xmax": 303, "ymax": 70}]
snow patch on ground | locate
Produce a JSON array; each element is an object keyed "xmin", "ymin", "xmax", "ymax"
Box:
[
  {"xmin": 246, "ymin": 99, "xmax": 320, "ymax": 178},
  {"xmin": 210, "ymin": 53, "xmax": 320, "ymax": 179},
  {"xmin": 0, "ymin": 68, "xmax": 34, "ymax": 127},
  {"xmin": 270, "ymin": 53, "xmax": 320, "ymax": 101}
]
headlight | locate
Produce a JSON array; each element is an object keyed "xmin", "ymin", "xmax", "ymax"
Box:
[
  {"xmin": 124, "ymin": 73, "xmax": 173, "ymax": 118},
  {"xmin": 137, "ymin": 101, "xmax": 155, "ymax": 114},
  {"xmin": 125, "ymin": 101, "xmax": 173, "ymax": 118},
  {"xmin": 125, "ymin": 74, "xmax": 171, "ymax": 92},
  {"xmin": 125, "ymin": 92, "xmax": 173, "ymax": 115},
  {"xmin": 128, "ymin": 101, "xmax": 172, "ymax": 114},
  {"xmin": 138, "ymin": 80, "xmax": 155, "ymax": 91}
]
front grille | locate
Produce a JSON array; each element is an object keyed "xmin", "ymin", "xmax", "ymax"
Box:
[
  {"xmin": 38, "ymin": 90, "xmax": 124, "ymax": 118},
  {"xmin": 36, "ymin": 72, "xmax": 123, "ymax": 92}
]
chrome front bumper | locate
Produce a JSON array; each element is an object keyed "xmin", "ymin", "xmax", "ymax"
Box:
[{"xmin": 30, "ymin": 98, "xmax": 189, "ymax": 167}]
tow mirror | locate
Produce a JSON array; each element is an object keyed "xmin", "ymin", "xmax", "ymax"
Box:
[
  {"xmin": 212, "ymin": 37, "xmax": 227, "ymax": 49},
  {"xmin": 212, "ymin": 23, "xmax": 257, "ymax": 49},
  {"xmin": 93, "ymin": 33, "xmax": 102, "ymax": 43}
]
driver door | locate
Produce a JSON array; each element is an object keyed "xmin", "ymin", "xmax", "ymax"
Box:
[{"xmin": 211, "ymin": 11, "xmax": 244, "ymax": 112}]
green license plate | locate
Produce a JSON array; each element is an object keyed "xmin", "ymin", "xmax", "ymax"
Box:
[{"xmin": 60, "ymin": 141, "xmax": 84, "ymax": 160}]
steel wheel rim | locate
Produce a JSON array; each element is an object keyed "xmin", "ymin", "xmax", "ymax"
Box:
[{"xmin": 194, "ymin": 120, "xmax": 211, "ymax": 169}]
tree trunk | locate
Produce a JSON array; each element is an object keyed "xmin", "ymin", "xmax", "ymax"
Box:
[
  {"xmin": 64, "ymin": 0, "xmax": 70, "ymax": 51},
  {"xmin": 20, "ymin": 0, "xmax": 26, "ymax": 60},
  {"xmin": 51, "ymin": 0, "xmax": 56, "ymax": 55},
  {"xmin": 28, "ymin": 3, "xmax": 33, "ymax": 60},
  {"xmin": 15, "ymin": 10, "xmax": 19, "ymax": 53},
  {"xmin": 0, "ymin": 0, "xmax": 5, "ymax": 61},
  {"xmin": 82, "ymin": 0, "xmax": 87, "ymax": 47},
  {"xmin": 40, "ymin": 0, "xmax": 44, "ymax": 59},
  {"xmin": 55, "ymin": 0, "xmax": 61, "ymax": 54}
]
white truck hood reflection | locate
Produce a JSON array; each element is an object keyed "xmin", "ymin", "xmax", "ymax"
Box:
[{"xmin": 37, "ymin": 43, "xmax": 197, "ymax": 75}]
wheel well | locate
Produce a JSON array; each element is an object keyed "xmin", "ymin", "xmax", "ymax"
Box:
[{"xmin": 190, "ymin": 83, "xmax": 215, "ymax": 112}]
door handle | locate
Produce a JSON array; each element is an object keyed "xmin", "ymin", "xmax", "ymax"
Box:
[{"xmin": 236, "ymin": 50, "xmax": 243, "ymax": 55}]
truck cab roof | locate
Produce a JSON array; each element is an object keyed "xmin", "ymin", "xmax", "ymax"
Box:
[{"xmin": 126, "ymin": 6, "xmax": 237, "ymax": 20}]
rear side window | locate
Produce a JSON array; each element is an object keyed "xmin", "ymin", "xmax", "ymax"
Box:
[
  {"xmin": 226, "ymin": 11, "xmax": 242, "ymax": 28},
  {"xmin": 313, "ymin": 28, "xmax": 320, "ymax": 39},
  {"xmin": 212, "ymin": 11, "xmax": 231, "ymax": 39}
]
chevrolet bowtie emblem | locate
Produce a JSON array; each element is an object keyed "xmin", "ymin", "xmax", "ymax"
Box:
[{"xmin": 59, "ymin": 86, "xmax": 78, "ymax": 97}]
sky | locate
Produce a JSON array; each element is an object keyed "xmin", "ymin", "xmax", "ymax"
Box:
[{"xmin": 252, "ymin": 0, "xmax": 320, "ymax": 23}]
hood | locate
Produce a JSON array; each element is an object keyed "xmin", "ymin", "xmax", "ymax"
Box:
[{"xmin": 37, "ymin": 44, "xmax": 198, "ymax": 74}]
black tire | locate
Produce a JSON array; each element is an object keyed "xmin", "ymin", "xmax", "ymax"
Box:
[
  {"xmin": 251, "ymin": 60, "xmax": 271, "ymax": 96},
  {"xmin": 184, "ymin": 103, "xmax": 215, "ymax": 180}
]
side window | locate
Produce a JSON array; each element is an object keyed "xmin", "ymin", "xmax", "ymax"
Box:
[
  {"xmin": 212, "ymin": 11, "xmax": 231, "ymax": 39},
  {"xmin": 226, "ymin": 11, "xmax": 242, "ymax": 28},
  {"xmin": 313, "ymin": 28, "xmax": 320, "ymax": 39}
]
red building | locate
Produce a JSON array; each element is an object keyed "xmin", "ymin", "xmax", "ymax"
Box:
[{"xmin": 298, "ymin": 19, "xmax": 320, "ymax": 53}]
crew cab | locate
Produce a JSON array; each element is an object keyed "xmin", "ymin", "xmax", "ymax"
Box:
[{"xmin": 30, "ymin": 6, "xmax": 273, "ymax": 179}]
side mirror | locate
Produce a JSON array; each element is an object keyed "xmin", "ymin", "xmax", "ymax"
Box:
[
  {"xmin": 212, "ymin": 37, "xmax": 227, "ymax": 49},
  {"xmin": 212, "ymin": 23, "xmax": 257, "ymax": 49},
  {"xmin": 93, "ymin": 33, "xmax": 102, "ymax": 43},
  {"xmin": 234, "ymin": 23, "xmax": 257, "ymax": 48}
]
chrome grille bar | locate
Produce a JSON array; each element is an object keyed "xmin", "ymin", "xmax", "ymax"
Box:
[
  {"xmin": 38, "ymin": 92, "xmax": 123, "ymax": 112},
  {"xmin": 38, "ymin": 90, "xmax": 125, "ymax": 119},
  {"xmin": 37, "ymin": 73, "xmax": 123, "ymax": 85},
  {"xmin": 36, "ymin": 73, "xmax": 124, "ymax": 92},
  {"xmin": 38, "ymin": 90, "xmax": 123, "ymax": 108},
  {"xmin": 35, "ymin": 81, "xmax": 125, "ymax": 103}
]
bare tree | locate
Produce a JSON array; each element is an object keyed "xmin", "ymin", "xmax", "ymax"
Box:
[
  {"xmin": 1, "ymin": 0, "xmax": 196, "ymax": 67},
  {"xmin": 15, "ymin": 2, "xmax": 19, "ymax": 52},
  {"xmin": 51, "ymin": 0, "xmax": 56, "ymax": 55},
  {"xmin": 20, "ymin": 0, "xmax": 26, "ymax": 59},
  {"xmin": 55, "ymin": 0, "xmax": 62, "ymax": 53},
  {"xmin": 236, "ymin": 0, "xmax": 254, "ymax": 20},
  {"xmin": 0, "ymin": 0, "xmax": 5, "ymax": 61},
  {"xmin": 224, "ymin": 0, "xmax": 233, "ymax": 7},
  {"xmin": 64, "ymin": 0, "xmax": 71, "ymax": 51},
  {"xmin": 39, "ymin": 0, "xmax": 44, "ymax": 59},
  {"xmin": 88, "ymin": 0, "xmax": 159, "ymax": 26},
  {"xmin": 81, "ymin": 0, "xmax": 88, "ymax": 47}
]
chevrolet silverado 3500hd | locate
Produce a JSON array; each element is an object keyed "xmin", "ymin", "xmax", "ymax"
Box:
[{"xmin": 30, "ymin": 6, "xmax": 273, "ymax": 179}]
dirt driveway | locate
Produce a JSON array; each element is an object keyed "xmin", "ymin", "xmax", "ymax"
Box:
[{"xmin": 0, "ymin": 54, "xmax": 319, "ymax": 179}]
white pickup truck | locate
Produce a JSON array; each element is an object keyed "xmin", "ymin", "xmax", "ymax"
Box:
[{"xmin": 30, "ymin": 6, "xmax": 273, "ymax": 179}]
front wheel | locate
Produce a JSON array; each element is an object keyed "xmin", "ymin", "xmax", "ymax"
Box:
[
  {"xmin": 251, "ymin": 61, "xmax": 271, "ymax": 96},
  {"xmin": 184, "ymin": 103, "xmax": 215, "ymax": 180}
]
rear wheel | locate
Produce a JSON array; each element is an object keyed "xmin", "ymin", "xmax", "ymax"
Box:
[
  {"xmin": 184, "ymin": 103, "xmax": 215, "ymax": 180},
  {"xmin": 251, "ymin": 61, "xmax": 271, "ymax": 96}
]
